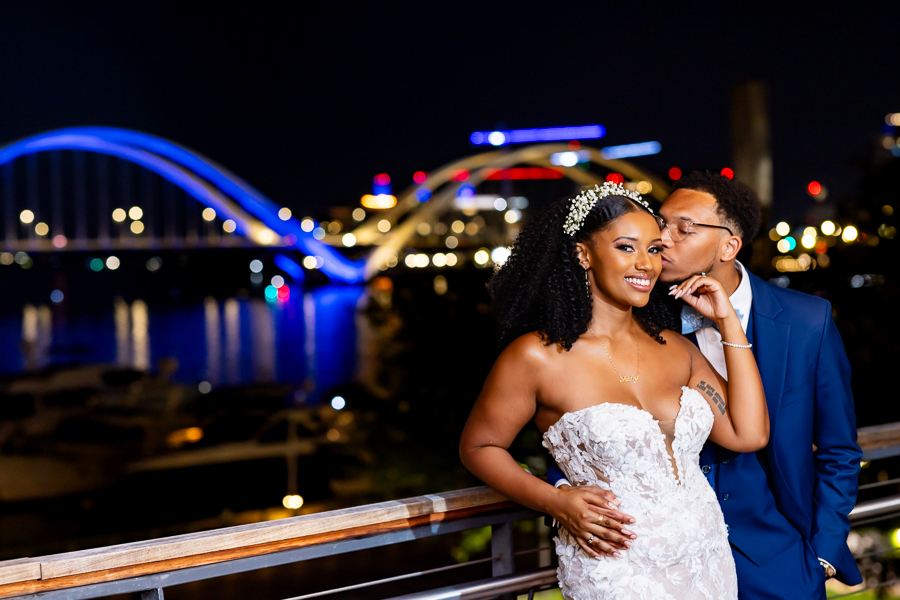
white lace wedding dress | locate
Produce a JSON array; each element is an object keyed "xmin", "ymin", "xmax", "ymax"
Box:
[{"xmin": 543, "ymin": 386, "xmax": 737, "ymax": 600}]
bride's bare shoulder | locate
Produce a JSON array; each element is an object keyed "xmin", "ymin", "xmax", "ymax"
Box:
[{"xmin": 500, "ymin": 331, "xmax": 567, "ymax": 367}]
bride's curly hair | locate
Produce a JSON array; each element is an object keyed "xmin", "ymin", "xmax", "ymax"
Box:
[{"xmin": 489, "ymin": 194, "xmax": 671, "ymax": 350}]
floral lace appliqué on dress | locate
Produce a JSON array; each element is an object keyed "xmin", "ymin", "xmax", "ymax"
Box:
[{"xmin": 543, "ymin": 387, "xmax": 737, "ymax": 600}]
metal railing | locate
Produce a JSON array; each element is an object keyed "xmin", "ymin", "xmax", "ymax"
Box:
[{"xmin": 0, "ymin": 422, "xmax": 898, "ymax": 600}]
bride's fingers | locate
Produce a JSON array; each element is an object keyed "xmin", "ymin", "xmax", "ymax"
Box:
[
  {"xmin": 587, "ymin": 522, "xmax": 632, "ymax": 549},
  {"xmin": 575, "ymin": 535, "xmax": 604, "ymax": 559},
  {"xmin": 588, "ymin": 536, "xmax": 621, "ymax": 558}
]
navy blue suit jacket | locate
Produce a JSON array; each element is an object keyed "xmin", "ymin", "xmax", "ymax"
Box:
[{"xmin": 546, "ymin": 272, "xmax": 862, "ymax": 585}]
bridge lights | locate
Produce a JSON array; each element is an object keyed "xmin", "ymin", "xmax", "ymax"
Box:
[
  {"xmin": 202, "ymin": 207, "xmax": 216, "ymax": 222},
  {"xmin": 278, "ymin": 207, "xmax": 292, "ymax": 221},
  {"xmin": 301, "ymin": 218, "xmax": 315, "ymax": 232},
  {"xmin": 222, "ymin": 220, "xmax": 236, "ymax": 233}
]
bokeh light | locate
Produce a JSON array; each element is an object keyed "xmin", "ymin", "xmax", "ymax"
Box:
[
  {"xmin": 19, "ymin": 210, "xmax": 34, "ymax": 224},
  {"xmin": 842, "ymin": 226, "xmax": 858, "ymax": 242},
  {"xmin": 278, "ymin": 207, "xmax": 292, "ymax": 221},
  {"xmin": 807, "ymin": 181, "xmax": 822, "ymax": 196},
  {"xmin": 413, "ymin": 171, "xmax": 428, "ymax": 184},
  {"xmin": 720, "ymin": 168, "xmax": 734, "ymax": 179},
  {"xmin": 775, "ymin": 222, "xmax": 790, "ymax": 236},
  {"xmin": 201, "ymin": 207, "xmax": 216, "ymax": 221},
  {"xmin": 668, "ymin": 167, "xmax": 682, "ymax": 180},
  {"xmin": 821, "ymin": 221, "xmax": 836, "ymax": 236},
  {"xmin": 128, "ymin": 206, "xmax": 143, "ymax": 220},
  {"xmin": 283, "ymin": 495, "xmax": 304, "ymax": 510}
]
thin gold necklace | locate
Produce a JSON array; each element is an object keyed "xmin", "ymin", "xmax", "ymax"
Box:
[{"xmin": 589, "ymin": 320, "xmax": 640, "ymax": 383}]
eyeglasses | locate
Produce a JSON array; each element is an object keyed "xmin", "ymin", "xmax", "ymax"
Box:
[{"xmin": 658, "ymin": 218, "xmax": 734, "ymax": 242}]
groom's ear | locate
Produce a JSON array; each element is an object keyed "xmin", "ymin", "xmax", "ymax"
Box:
[{"xmin": 719, "ymin": 235, "xmax": 742, "ymax": 263}]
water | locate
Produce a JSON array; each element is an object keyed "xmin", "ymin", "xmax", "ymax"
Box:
[{"xmin": 0, "ymin": 284, "xmax": 365, "ymax": 403}]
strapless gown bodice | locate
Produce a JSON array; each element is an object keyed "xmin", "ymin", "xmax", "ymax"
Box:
[{"xmin": 543, "ymin": 386, "xmax": 737, "ymax": 600}]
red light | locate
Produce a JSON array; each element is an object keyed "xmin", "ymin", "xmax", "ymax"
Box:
[
  {"xmin": 721, "ymin": 168, "xmax": 734, "ymax": 179},
  {"xmin": 807, "ymin": 181, "xmax": 822, "ymax": 196},
  {"xmin": 814, "ymin": 241, "xmax": 827, "ymax": 254},
  {"xmin": 668, "ymin": 167, "xmax": 682, "ymax": 180},
  {"xmin": 568, "ymin": 140, "xmax": 581, "ymax": 150},
  {"xmin": 452, "ymin": 169, "xmax": 469, "ymax": 182},
  {"xmin": 277, "ymin": 285, "xmax": 290, "ymax": 301},
  {"xmin": 413, "ymin": 171, "xmax": 428, "ymax": 184},
  {"xmin": 483, "ymin": 167, "xmax": 564, "ymax": 180},
  {"xmin": 374, "ymin": 173, "xmax": 390, "ymax": 186},
  {"xmin": 605, "ymin": 173, "xmax": 624, "ymax": 184}
]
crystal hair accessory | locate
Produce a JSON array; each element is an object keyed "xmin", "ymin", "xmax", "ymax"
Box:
[{"xmin": 563, "ymin": 182, "xmax": 653, "ymax": 236}]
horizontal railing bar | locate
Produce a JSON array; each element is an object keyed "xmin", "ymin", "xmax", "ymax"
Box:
[
  {"xmin": 5, "ymin": 487, "xmax": 508, "ymax": 586},
  {"xmin": 283, "ymin": 557, "xmax": 497, "ymax": 600},
  {"xmin": 846, "ymin": 512, "xmax": 900, "ymax": 528},
  {"xmin": 5, "ymin": 510, "xmax": 538, "ymax": 600},
  {"xmin": 862, "ymin": 446, "xmax": 900, "ymax": 461},
  {"xmin": 859, "ymin": 477, "xmax": 900, "ymax": 491},
  {"xmin": 829, "ymin": 576, "xmax": 900, "ymax": 599},
  {"xmin": 849, "ymin": 496, "xmax": 900, "ymax": 523},
  {"xmin": 382, "ymin": 568, "xmax": 559, "ymax": 600}
]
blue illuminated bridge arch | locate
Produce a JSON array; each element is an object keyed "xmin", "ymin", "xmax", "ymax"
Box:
[{"xmin": 0, "ymin": 127, "xmax": 365, "ymax": 283}]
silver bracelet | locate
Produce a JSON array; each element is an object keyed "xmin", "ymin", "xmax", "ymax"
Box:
[{"xmin": 721, "ymin": 340, "xmax": 752, "ymax": 349}]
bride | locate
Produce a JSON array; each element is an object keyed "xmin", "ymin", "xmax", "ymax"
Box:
[{"xmin": 459, "ymin": 183, "xmax": 768, "ymax": 599}]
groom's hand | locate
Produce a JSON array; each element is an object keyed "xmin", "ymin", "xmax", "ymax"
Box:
[{"xmin": 550, "ymin": 484, "xmax": 636, "ymax": 559}]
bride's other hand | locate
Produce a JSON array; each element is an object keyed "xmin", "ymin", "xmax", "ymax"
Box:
[
  {"xmin": 669, "ymin": 274, "xmax": 737, "ymax": 324},
  {"xmin": 549, "ymin": 485, "xmax": 637, "ymax": 559}
]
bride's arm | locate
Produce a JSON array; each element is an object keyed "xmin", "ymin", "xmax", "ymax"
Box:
[
  {"xmin": 671, "ymin": 275, "xmax": 769, "ymax": 453},
  {"xmin": 460, "ymin": 335, "xmax": 631, "ymax": 558}
]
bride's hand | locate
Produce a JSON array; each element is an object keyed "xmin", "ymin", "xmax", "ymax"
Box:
[
  {"xmin": 669, "ymin": 274, "xmax": 737, "ymax": 324},
  {"xmin": 549, "ymin": 485, "xmax": 636, "ymax": 559}
]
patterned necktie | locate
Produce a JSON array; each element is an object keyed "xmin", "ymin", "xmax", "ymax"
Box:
[{"xmin": 680, "ymin": 305, "xmax": 744, "ymax": 335}]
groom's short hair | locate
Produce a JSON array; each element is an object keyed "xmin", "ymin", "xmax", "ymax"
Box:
[{"xmin": 673, "ymin": 170, "xmax": 762, "ymax": 246}]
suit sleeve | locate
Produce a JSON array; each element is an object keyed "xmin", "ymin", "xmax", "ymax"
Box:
[
  {"xmin": 546, "ymin": 457, "xmax": 569, "ymax": 487},
  {"xmin": 809, "ymin": 300, "xmax": 862, "ymax": 581}
]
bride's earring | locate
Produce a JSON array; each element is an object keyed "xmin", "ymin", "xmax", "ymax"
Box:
[{"xmin": 584, "ymin": 269, "xmax": 592, "ymax": 300}]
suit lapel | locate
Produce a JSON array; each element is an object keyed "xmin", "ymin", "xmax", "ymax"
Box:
[{"xmin": 748, "ymin": 273, "xmax": 789, "ymax": 461}]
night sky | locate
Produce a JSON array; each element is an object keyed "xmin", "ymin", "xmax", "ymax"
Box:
[{"xmin": 1, "ymin": 2, "xmax": 898, "ymax": 221}]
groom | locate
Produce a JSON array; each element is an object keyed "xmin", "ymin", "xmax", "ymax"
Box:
[{"xmin": 547, "ymin": 170, "xmax": 862, "ymax": 598}]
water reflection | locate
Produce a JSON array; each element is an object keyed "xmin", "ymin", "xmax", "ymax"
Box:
[{"xmin": 3, "ymin": 285, "xmax": 365, "ymax": 403}]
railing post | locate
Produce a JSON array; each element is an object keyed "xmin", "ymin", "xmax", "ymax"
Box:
[
  {"xmin": 139, "ymin": 588, "xmax": 165, "ymax": 600},
  {"xmin": 491, "ymin": 522, "xmax": 515, "ymax": 577},
  {"xmin": 492, "ymin": 522, "xmax": 516, "ymax": 600}
]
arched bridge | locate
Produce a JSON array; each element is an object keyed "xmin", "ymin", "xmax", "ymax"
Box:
[{"xmin": 0, "ymin": 127, "xmax": 668, "ymax": 283}]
